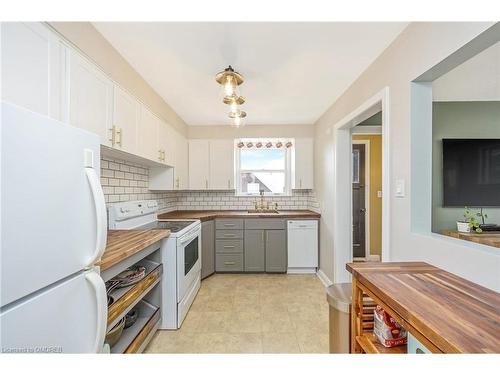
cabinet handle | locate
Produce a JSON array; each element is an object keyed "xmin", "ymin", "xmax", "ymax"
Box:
[
  {"xmin": 223, "ymin": 234, "xmax": 236, "ymax": 237},
  {"xmin": 116, "ymin": 128, "xmax": 123, "ymax": 147},
  {"xmin": 158, "ymin": 150, "xmax": 162, "ymax": 161},
  {"xmin": 300, "ymin": 179, "xmax": 302, "ymax": 189},
  {"xmin": 223, "ymin": 245, "xmax": 235, "ymax": 249},
  {"xmin": 176, "ymin": 177, "xmax": 180, "ymax": 189},
  {"xmin": 228, "ymin": 179, "xmax": 231, "ymax": 189},
  {"xmin": 162, "ymin": 150, "xmax": 166, "ymax": 162},
  {"xmin": 224, "ymin": 261, "xmax": 236, "ymax": 265},
  {"xmin": 262, "ymin": 231, "xmax": 264, "ymax": 242},
  {"xmin": 109, "ymin": 126, "xmax": 116, "ymax": 147},
  {"xmin": 224, "ymin": 223, "xmax": 235, "ymax": 227},
  {"xmin": 205, "ymin": 179, "xmax": 208, "ymax": 189}
]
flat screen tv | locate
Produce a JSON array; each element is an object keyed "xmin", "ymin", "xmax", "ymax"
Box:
[{"xmin": 443, "ymin": 139, "xmax": 500, "ymax": 207}]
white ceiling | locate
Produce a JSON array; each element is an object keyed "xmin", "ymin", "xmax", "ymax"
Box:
[{"xmin": 93, "ymin": 22, "xmax": 407, "ymax": 126}]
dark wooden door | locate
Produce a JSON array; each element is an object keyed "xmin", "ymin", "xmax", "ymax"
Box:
[{"xmin": 352, "ymin": 144, "xmax": 366, "ymax": 258}]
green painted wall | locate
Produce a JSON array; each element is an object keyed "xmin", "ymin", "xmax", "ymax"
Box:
[{"xmin": 432, "ymin": 101, "xmax": 500, "ymax": 233}]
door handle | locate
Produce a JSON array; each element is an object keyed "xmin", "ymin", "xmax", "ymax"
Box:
[
  {"xmin": 85, "ymin": 269, "xmax": 107, "ymax": 353},
  {"xmin": 360, "ymin": 208, "xmax": 366, "ymax": 213},
  {"xmin": 109, "ymin": 126, "xmax": 116, "ymax": 147},
  {"xmin": 85, "ymin": 167, "xmax": 107, "ymax": 265}
]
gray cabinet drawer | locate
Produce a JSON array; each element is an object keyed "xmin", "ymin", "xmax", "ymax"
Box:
[
  {"xmin": 216, "ymin": 253, "xmax": 244, "ymax": 272},
  {"xmin": 216, "ymin": 219, "xmax": 244, "ymax": 230},
  {"xmin": 245, "ymin": 219, "xmax": 285, "ymax": 230},
  {"xmin": 216, "ymin": 239, "xmax": 244, "ymax": 253},
  {"xmin": 216, "ymin": 229, "xmax": 244, "ymax": 239}
]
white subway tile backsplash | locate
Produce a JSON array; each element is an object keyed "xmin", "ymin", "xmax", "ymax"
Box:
[{"xmin": 100, "ymin": 156, "xmax": 320, "ymax": 213}]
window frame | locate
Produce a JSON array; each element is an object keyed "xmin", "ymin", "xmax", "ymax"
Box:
[{"xmin": 234, "ymin": 140, "xmax": 293, "ymax": 197}]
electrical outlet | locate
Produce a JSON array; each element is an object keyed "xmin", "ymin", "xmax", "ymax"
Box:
[{"xmin": 377, "ymin": 190, "xmax": 382, "ymax": 198}]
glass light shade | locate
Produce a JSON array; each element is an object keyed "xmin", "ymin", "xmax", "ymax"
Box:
[
  {"xmin": 222, "ymin": 75, "xmax": 239, "ymax": 98},
  {"xmin": 231, "ymin": 115, "xmax": 245, "ymax": 128}
]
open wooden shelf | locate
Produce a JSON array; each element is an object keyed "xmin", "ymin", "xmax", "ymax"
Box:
[
  {"xmin": 107, "ymin": 259, "xmax": 162, "ymax": 329},
  {"xmin": 356, "ymin": 333, "xmax": 407, "ymax": 354},
  {"xmin": 110, "ymin": 300, "xmax": 160, "ymax": 354}
]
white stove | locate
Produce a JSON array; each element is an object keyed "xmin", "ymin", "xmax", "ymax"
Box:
[{"xmin": 108, "ymin": 200, "xmax": 201, "ymax": 329}]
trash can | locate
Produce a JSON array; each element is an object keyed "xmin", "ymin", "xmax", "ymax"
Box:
[{"xmin": 326, "ymin": 283, "xmax": 351, "ymax": 353}]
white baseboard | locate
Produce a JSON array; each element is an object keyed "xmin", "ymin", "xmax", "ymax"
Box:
[
  {"xmin": 287, "ymin": 268, "xmax": 317, "ymax": 274},
  {"xmin": 316, "ymin": 269, "xmax": 333, "ymax": 287}
]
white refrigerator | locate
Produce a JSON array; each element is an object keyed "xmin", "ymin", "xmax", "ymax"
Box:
[{"xmin": 0, "ymin": 102, "xmax": 108, "ymax": 353}]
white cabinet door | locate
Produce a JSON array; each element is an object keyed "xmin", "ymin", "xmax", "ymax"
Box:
[
  {"xmin": 188, "ymin": 140, "xmax": 210, "ymax": 190},
  {"xmin": 137, "ymin": 105, "xmax": 160, "ymax": 162},
  {"xmin": 158, "ymin": 119, "xmax": 174, "ymax": 166},
  {"xmin": 112, "ymin": 85, "xmax": 139, "ymax": 154},
  {"xmin": 175, "ymin": 132, "xmax": 189, "ymax": 190},
  {"xmin": 1, "ymin": 22, "xmax": 64, "ymax": 120},
  {"xmin": 294, "ymin": 138, "xmax": 314, "ymax": 189},
  {"xmin": 68, "ymin": 50, "xmax": 113, "ymax": 143},
  {"xmin": 209, "ymin": 140, "xmax": 234, "ymax": 190}
]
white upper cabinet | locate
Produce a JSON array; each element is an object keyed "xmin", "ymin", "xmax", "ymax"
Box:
[
  {"xmin": 1, "ymin": 22, "xmax": 64, "ymax": 120},
  {"xmin": 137, "ymin": 105, "xmax": 160, "ymax": 162},
  {"xmin": 112, "ymin": 85, "xmax": 139, "ymax": 154},
  {"xmin": 188, "ymin": 140, "xmax": 210, "ymax": 190},
  {"xmin": 209, "ymin": 140, "xmax": 234, "ymax": 190},
  {"xmin": 293, "ymin": 138, "xmax": 314, "ymax": 189},
  {"xmin": 68, "ymin": 49, "xmax": 113, "ymax": 142},
  {"xmin": 158, "ymin": 119, "xmax": 174, "ymax": 166},
  {"xmin": 174, "ymin": 131, "xmax": 189, "ymax": 190}
]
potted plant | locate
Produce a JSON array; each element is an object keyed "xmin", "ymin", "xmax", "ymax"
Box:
[{"xmin": 457, "ymin": 207, "xmax": 488, "ymax": 233}]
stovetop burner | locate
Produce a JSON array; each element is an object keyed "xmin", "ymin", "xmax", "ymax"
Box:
[{"xmin": 156, "ymin": 220, "xmax": 196, "ymax": 233}]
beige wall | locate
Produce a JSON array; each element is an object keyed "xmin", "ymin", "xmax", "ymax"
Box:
[
  {"xmin": 188, "ymin": 124, "xmax": 314, "ymax": 139},
  {"xmin": 48, "ymin": 22, "xmax": 188, "ymax": 136},
  {"xmin": 352, "ymin": 134, "xmax": 382, "ymax": 256},
  {"xmin": 314, "ymin": 22, "xmax": 499, "ymax": 290}
]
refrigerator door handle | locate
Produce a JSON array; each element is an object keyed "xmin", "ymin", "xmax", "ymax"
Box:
[
  {"xmin": 85, "ymin": 269, "xmax": 107, "ymax": 353},
  {"xmin": 85, "ymin": 167, "xmax": 107, "ymax": 265}
]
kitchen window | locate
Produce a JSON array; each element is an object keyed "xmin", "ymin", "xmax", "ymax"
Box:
[{"xmin": 235, "ymin": 139, "xmax": 292, "ymax": 196}]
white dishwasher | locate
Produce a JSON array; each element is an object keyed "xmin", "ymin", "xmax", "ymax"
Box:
[{"xmin": 287, "ymin": 220, "xmax": 318, "ymax": 274}]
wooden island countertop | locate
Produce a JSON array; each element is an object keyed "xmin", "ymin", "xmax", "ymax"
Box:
[
  {"xmin": 347, "ymin": 262, "xmax": 500, "ymax": 353},
  {"xmin": 98, "ymin": 229, "xmax": 170, "ymax": 271},
  {"xmin": 157, "ymin": 210, "xmax": 320, "ymax": 222}
]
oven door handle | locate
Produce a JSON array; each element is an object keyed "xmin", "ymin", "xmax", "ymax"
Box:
[{"xmin": 179, "ymin": 230, "xmax": 200, "ymax": 245}]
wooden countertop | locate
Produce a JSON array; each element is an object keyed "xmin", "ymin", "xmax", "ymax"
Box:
[
  {"xmin": 98, "ymin": 229, "xmax": 170, "ymax": 271},
  {"xmin": 442, "ymin": 229, "xmax": 500, "ymax": 248},
  {"xmin": 346, "ymin": 262, "xmax": 500, "ymax": 353},
  {"xmin": 157, "ymin": 210, "xmax": 321, "ymax": 222}
]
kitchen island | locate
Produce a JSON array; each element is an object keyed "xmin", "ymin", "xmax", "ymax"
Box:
[{"xmin": 346, "ymin": 262, "xmax": 500, "ymax": 354}]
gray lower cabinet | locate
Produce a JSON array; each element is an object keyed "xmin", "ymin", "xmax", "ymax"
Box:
[
  {"xmin": 215, "ymin": 218, "xmax": 244, "ymax": 272},
  {"xmin": 201, "ymin": 220, "xmax": 215, "ymax": 279},
  {"xmin": 265, "ymin": 230, "xmax": 287, "ymax": 272},
  {"xmin": 244, "ymin": 230, "xmax": 265, "ymax": 272}
]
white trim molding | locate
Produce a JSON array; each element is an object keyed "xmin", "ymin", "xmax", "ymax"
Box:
[
  {"xmin": 316, "ymin": 269, "xmax": 333, "ymax": 287},
  {"xmin": 331, "ymin": 87, "xmax": 391, "ymax": 283}
]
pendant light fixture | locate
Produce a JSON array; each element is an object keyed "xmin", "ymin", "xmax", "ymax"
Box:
[{"xmin": 216, "ymin": 65, "xmax": 247, "ymax": 127}]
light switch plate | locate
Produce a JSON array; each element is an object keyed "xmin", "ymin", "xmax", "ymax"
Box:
[
  {"xmin": 395, "ymin": 179, "xmax": 405, "ymax": 197},
  {"xmin": 83, "ymin": 149, "xmax": 94, "ymax": 168},
  {"xmin": 377, "ymin": 190, "xmax": 382, "ymax": 198}
]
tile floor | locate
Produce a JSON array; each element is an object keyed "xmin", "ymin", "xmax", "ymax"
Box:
[{"xmin": 145, "ymin": 273, "xmax": 329, "ymax": 353}]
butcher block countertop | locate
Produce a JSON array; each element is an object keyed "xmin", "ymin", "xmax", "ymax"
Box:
[
  {"xmin": 98, "ymin": 229, "xmax": 170, "ymax": 271},
  {"xmin": 442, "ymin": 229, "xmax": 500, "ymax": 248},
  {"xmin": 157, "ymin": 210, "xmax": 320, "ymax": 222},
  {"xmin": 347, "ymin": 262, "xmax": 500, "ymax": 353}
]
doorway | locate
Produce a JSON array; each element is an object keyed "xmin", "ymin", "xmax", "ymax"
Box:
[{"xmin": 331, "ymin": 88, "xmax": 390, "ymax": 283}]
